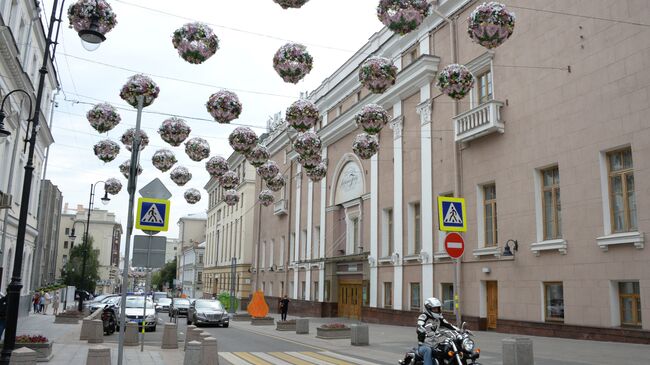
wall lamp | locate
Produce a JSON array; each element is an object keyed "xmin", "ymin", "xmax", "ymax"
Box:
[{"xmin": 502, "ymin": 239, "xmax": 519, "ymax": 257}]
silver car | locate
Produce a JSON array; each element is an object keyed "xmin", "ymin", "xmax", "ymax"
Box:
[
  {"xmin": 124, "ymin": 296, "xmax": 157, "ymax": 332},
  {"xmin": 187, "ymin": 300, "xmax": 229, "ymax": 327}
]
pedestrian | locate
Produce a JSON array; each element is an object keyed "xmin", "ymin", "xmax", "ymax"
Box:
[
  {"xmin": 44, "ymin": 291, "xmax": 52, "ymax": 314},
  {"xmin": 280, "ymin": 295, "xmax": 290, "ymax": 321},
  {"xmin": 32, "ymin": 292, "xmax": 40, "ymax": 313},
  {"xmin": 39, "ymin": 292, "xmax": 46, "ymax": 314},
  {"xmin": 52, "ymin": 292, "xmax": 60, "ymax": 315}
]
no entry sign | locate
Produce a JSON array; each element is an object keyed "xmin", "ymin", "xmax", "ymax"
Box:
[{"xmin": 444, "ymin": 232, "xmax": 465, "ymax": 259}]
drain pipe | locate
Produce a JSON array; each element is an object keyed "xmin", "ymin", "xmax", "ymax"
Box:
[{"xmin": 40, "ymin": 88, "xmax": 59, "ymax": 180}]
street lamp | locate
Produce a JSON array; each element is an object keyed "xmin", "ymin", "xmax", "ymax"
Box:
[
  {"xmin": 0, "ymin": 90, "xmax": 34, "ymax": 140},
  {"xmin": 0, "ymin": 1, "xmax": 108, "ymax": 362}
]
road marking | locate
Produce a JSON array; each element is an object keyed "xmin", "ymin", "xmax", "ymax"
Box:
[
  {"xmin": 320, "ymin": 351, "xmax": 378, "ymax": 365},
  {"xmin": 300, "ymin": 351, "xmax": 354, "ymax": 365},
  {"xmin": 269, "ymin": 352, "xmax": 312, "ymax": 365},
  {"xmin": 221, "ymin": 352, "xmax": 251, "ymax": 365},
  {"xmin": 253, "ymin": 353, "xmax": 294, "ymax": 365},
  {"xmin": 234, "ymin": 352, "xmax": 274, "ymax": 365},
  {"xmin": 221, "ymin": 352, "xmax": 375, "ymax": 365},
  {"xmin": 289, "ymin": 352, "xmax": 349, "ymax": 365}
]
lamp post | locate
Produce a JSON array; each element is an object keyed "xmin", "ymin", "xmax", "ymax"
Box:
[{"xmin": 0, "ymin": 1, "xmax": 107, "ymax": 363}]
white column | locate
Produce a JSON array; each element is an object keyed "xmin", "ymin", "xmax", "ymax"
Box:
[
  {"xmin": 305, "ymin": 270, "xmax": 312, "ymax": 301},
  {"xmin": 307, "ymin": 181, "xmax": 313, "ymax": 260},
  {"xmin": 369, "ymin": 152, "xmax": 379, "ymax": 307},
  {"xmin": 390, "ymin": 102, "xmax": 404, "ymax": 311},
  {"xmin": 293, "ymin": 165, "xmax": 302, "ymax": 300},
  {"xmin": 318, "ymin": 148, "xmax": 327, "ymax": 302},
  {"xmin": 417, "ymin": 86, "xmax": 434, "ymax": 302}
]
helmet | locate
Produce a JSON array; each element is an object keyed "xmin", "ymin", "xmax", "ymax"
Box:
[{"xmin": 424, "ymin": 297, "xmax": 443, "ymax": 319}]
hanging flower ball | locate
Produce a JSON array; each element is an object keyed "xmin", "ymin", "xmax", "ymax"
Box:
[
  {"xmin": 297, "ymin": 153, "xmax": 322, "ymax": 170},
  {"xmin": 352, "ymin": 133, "xmax": 380, "ymax": 160},
  {"xmin": 206, "ymin": 90, "xmax": 242, "ymax": 124},
  {"xmin": 151, "ymin": 149, "xmax": 177, "ymax": 172},
  {"xmin": 306, "ymin": 162, "xmax": 327, "ymax": 182},
  {"xmin": 293, "ymin": 132, "xmax": 322, "ymax": 156},
  {"xmin": 355, "ymin": 104, "xmax": 389, "ymax": 135},
  {"xmin": 184, "ymin": 188, "xmax": 202, "ymax": 204},
  {"xmin": 436, "ymin": 64, "xmax": 475, "ymax": 100},
  {"xmin": 219, "ymin": 171, "xmax": 240, "ymax": 190},
  {"xmin": 246, "ymin": 145, "xmax": 270, "ymax": 168},
  {"xmin": 93, "ymin": 139, "xmax": 120, "ymax": 163},
  {"xmin": 228, "ymin": 127, "xmax": 258, "ymax": 155},
  {"xmin": 273, "ymin": 43, "xmax": 314, "ymax": 84},
  {"xmin": 206, "ymin": 156, "xmax": 230, "ymax": 178},
  {"xmin": 224, "ymin": 189, "xmax": 240, "ymax": 206},
  {"xmin": 359, "ymin": 56, "xmax": 398, "ymax": 94},
  {"xmin": 266, "ymin": 173, "xmax": 286, "ymax": 192},
  {"xmin": 377, "ymin": 0, "xmax": 431, "ymax": 36},
  {"xmin": 468, "ymin": 2, "xmax": 516, "ymax": 49},
  {"xmin": 86, "ymin": 103, "xmax": 121, "ymax": 133},
  {"xmin": 258, "ymin": 189, "xmax": 275, "ymax": 206},
  {"xmin": 104, "ymin": 178, "xmax": 122, "ymax": 195},
  {"xmin": 170, "ymin": 166, "xmax": 192, "ymax": 186},
  {"xmin": 121, "ymin": 128, "xmax": 149, "ymax": 152},
  {"xmin": 286, "ymin": 99, "xmax": 320, "ymax": 132},
  {"xmin": 67, "ymin": 0, "xmax": 117, "ymax": 36},
  {"xmin": 158, "ymin": 117, "xmax": 191, "ymax": 147},
  {"xmin": 257, "ymin": 161, "xmax": 280, "ymax": 180},
  {"xmin": 119, "ymin": 160, "xmax": 143, "ymax": 179},
  {"xmin": 119, "ymin": 74, "xmax": 160, "ymax": 108},
  {"xmin": 172, "ymin": 22, "xmax": 220, "ymax": 64},
  {"xmin": 185, "ymin": 137, "xmax": 211, "ymax": 162},
  {"xmin": 273, "ymin": 0, "xmax": 309, "ymax": 9}
]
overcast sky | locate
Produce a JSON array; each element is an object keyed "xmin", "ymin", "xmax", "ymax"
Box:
[{"xmin": 43, "ymin": 0, "xmax": 382, "ymax": 250}]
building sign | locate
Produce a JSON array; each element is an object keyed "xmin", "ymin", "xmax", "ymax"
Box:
[{"xmin": 335, "ymin": 162, "xmax": 364, "ymax": 205}]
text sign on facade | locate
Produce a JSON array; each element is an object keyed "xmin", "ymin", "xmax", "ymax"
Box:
[
  {"xmin": 136, "ymin": 198, "xmax": 170, "ymax": 232},
  {"xmin": 438, "ymin": 196, "xmax": 467, "ymax": 232},
  {"xmin": 444, "ymin": 232, "xmax": 465, "ymax": 259}
]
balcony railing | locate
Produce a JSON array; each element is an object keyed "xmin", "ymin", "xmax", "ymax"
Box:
[
  {"xmin": 454, "ymin": 100, "xmax": 505, "ymax": 143},
  {"xmin": 274, "ymin": 198, "xmax": 288, "ymax": 216}
]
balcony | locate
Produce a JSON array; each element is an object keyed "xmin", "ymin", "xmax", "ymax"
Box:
[
  {"xmin": 274, "ymin": 199, "xmax": 288, "ymax": 216},
  {"xmin": 454, "ymin": 100, "xmax": 505, "ymax": 143}
]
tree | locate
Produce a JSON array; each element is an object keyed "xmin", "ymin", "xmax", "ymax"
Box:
[
  {"xmin": 61, "ymin": 235, "xmax": 100, "ymax": 293},
  {"xmin": 152, "ymin": 258, "xmax": 177, "ymax": 291}
]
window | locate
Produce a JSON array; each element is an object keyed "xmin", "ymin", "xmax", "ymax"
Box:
[
  {"xmin": 63, "ymin": 241, "xmax": 68, "ymax": 249},
  {"xmin": 62, "ymin": 255, "xmax": 67, "ymax": 266},
  {"xmin": 441, "ymin": 283, "xmax": 454, "ymax": 312},
  {"xmin": 301, "ymin": 281, "xmax": 306, "ymax": 300},
  {"xmin": 607, "ymin": 149, "xmax": 636, "ymax": 233},
  {"xmin": 541, "ymin": 167, "xmax": 562, "ymax": 240},
  {"xmin": 483, "ymin": 184, "xmax": 498, "ymax": 246},
  {"xmin": 65, "ymin": 228, "xmax": 69, "ymax": 235},
  {"xmin": 544, "ymin": 282, "xmax": 564, "ymax": 322},
  {"xmin": 410, "ymin": 202, "xmax": 421, "ymax": 254},
  {"xmin": 619, "ymin": 282, "xmax": 641, "ymax": 326},
  {"xmin": 300, "ymin": 229, "xmax": 307, "ymax": 259},
  {"xmin": 280, "ymin": 236, "xmax": 285, "ymax": 266},
  {"xmin": 477, "ymin": 70, "xmax": 493, "ymax": 104},
  {"xmin": 198, "ymin": 254, "xmax": 203, "ymax": 264},
  {"xmin": 383, "ymin": 282, "xmax": 393, "ymax": 308},
  {"xmin": 351, "ymin": 217, "xmax": 359, "ymax": 253},
  {"xmin": 312, "ymin": 281, "xmax": 319, "ymax": 301},
  {"xmin": 324, "ymin": 280, "xmax": 331, "ymax": 302},
  {"xmin": 289, "ymin": 233, "xmax": 295, "ymax": 262},
  {"xmin": 280, "ymin": 281, "xmax": 284, "ymax": 296},
  {"xmin": 313, "ymin": 227, "xmax": 320, "ymax": 259},
  {"xmin": 197, "ymin": 272, "xmax": 203, "ymax": 283},
  {"xmin": 410, "ymin": 283, "xmax": 421, "ymax": 311},
  {"xmin": 383, "ymin": 208, "xmax": 394, "ymax": 256}
]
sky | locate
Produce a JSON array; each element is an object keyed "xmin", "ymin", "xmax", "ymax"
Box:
[{"xmin": 44, "ymin": 0, "xmax": 383, "ymax": 249}]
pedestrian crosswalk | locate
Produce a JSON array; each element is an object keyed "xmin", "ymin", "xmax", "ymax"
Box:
[{"xmin": 220, "ymin": 351, "xmax": 379, "ymax": 365}]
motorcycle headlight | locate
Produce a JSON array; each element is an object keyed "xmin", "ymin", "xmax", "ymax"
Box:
[{"xmin": 462, "ymin": 338, "xmax": 475, "ymax": 352}]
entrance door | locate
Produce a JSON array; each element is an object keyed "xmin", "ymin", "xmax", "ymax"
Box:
[
  {"xmin": 338, "ymin": 280, "xmax": 362, "ymax": 320},
  {"xmin": 486, "ymin": 281, "xmax": 498, "ymax": 329}
]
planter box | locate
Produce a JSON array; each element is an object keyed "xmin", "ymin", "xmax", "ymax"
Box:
[
  {"xmin": 251, "ymin": 317, "xmax": 275, "ymax": 326},
  {"xmin": 1, "ymin": 342, "xmax": 53, "ymax": 362},
  {"xmin": 316, "ymin": 327, "xmax": 351, "ymax": 339},
  {"xmin": 54, "ymin": 314, "xmax": 80, "ymax": 324},
  {"xmin": 232, "ymin": 313, "xmax": 252, "ymax": 322},
  {"xmin": 276, "ymin": 320, "xmax": 296, "ymax": 331}
]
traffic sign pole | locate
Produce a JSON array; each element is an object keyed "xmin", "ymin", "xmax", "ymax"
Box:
[{"xmin": 444, "ymin": 232, "xmax": 465, "ymax": 326}]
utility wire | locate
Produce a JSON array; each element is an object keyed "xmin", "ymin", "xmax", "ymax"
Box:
[{"xmin": 508, "ymin": 4, "xmax": 650, "ymax": 28}]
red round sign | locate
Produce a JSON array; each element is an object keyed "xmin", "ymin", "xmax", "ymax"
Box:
[{"xmin": 444, "ymin": 232, "xmax": 465, "ymax": 259}]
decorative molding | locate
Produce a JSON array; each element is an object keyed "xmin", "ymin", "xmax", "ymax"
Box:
[
  {"xmin": 473, "ymin": 246, "xmax": 501, "ymax": 258},
  {"xmin": 367, "ymin": 256, "xmax": 377, "ymax": 267},
  {"xmin": 378, "ymin": 256, "xmax": 393, "ymax": 265},
  {"xmin": 465, "ymin": 50, "xmax": 495, "ymax": 74},
  {"xmin": 418, "ymin": 250, "xmax": 430, "ymax": 263},
  {"xmin": 390, "ymin": 252, "xmax": 402, "ymax": 266},
  {"xmin": 433, "ymin": 251, "xmax": 451, "ymax": 261},
  {"xmin": 530, "ymin": 239, "xmax": 568, "ymax": 256},
  {"xmin": 389, "ymin": 116, "xmax": 404, "ymax": 140},
  {"xmin": 416, "ymin": 100, "xmax": 432, "ymax": 126},
  {"xmin": 597, "ymin": 232, "xmax": 644, "ymax": 251},
  {"xmin": 403, "ymin": 254, "xmax": 420, "ymax": 262}
]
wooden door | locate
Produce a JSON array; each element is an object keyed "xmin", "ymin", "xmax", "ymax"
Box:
[
  {"xmin": 338, "ymin": 280, "xmax": 362, "ymax": 320},
  {"xmin": 486, "ymin": 281, "xmax": 498, "ymax": 329}
]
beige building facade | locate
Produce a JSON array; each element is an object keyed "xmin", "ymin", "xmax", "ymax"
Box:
[
  {"xmin": 253, "ymin": 0, "xmax": 650, "ymax": 341},
  {"xmin": 175, "ymin": 212, "xmax": 206, "ymax": 293}
]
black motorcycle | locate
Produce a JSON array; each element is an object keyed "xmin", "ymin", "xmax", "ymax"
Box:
[
  {"xmin": 399, "ymin": 322, "xmax": 481, "ymax": 365},
  {"xmin": 101, "ymin": 304, "xmax": 117, "ymax": 335}
]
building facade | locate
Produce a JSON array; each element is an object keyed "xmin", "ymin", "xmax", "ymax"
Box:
[
  {"xmin": 31, "ymin": 180, "xmax": 63, "ymax": 289},
  {"xmin": 253, "ymin": 0, "xmax": 650, "ymax": 342},
  {"xmin": 181, "ymin": 242, "xmax": 204, "ymax": 298},
  {"xmin": 165, "ymin": 238, "xmax": 179, "ymax": 264},
  {"xmin": 175, "ymin": 213, "xmax": 206, "ymax": 294}
]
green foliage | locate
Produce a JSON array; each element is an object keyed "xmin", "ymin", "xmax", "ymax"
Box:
[
  {"xmin": 218, "ymin": 291, "xmax": 239, "ymax": 312},
  {"xmin": 61, "ymin": 236, "xmax": 100, "ymax": 293},
  {"xmin": 152, "ymin": 258, "xmax": 177, "ymax": 291}
]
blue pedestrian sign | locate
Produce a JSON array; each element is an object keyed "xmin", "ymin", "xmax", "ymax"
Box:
[
  {"xmin": 136, "ymin": 198, "xmax": 170, "ymax": 232},
  {"xmin": 438, "ymin": 197, "xmax": 467, "ymax": 232}
]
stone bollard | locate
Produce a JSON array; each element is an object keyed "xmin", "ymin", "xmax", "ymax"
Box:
[
  {"xmin": 502, "ymin": 337, "xmax": 534, "ymax": 365},
  {"xmin": 199, "ymin": 332, "xmax": 211, "ymax": 343},
  {"xmin": 296, "ymin": 318, "xmax": 309, "ymax": 334},
  {"xmin": 201, "ymin": 337, "xmax": 218, "ymax": 365},
  {"xmin": 351, "ymin": 324, "xmax": 369, "ymax": 346},
  {"xmin": 80, "ymin": 318, "xmax": 92, "ymax": 340},
  {"xmin": 184, "ymin": 325, "xmax": 197, "ymax": 351},
  {"xmin": 184, "ymin": 341, "xmax": 202, "ymax": 365},
  {"xmin": 9, "ymin": 347, "xmax": 37, "ymax": 365},
  {"xmin": 86, "ymin": 346, "xmax": 111, "ymax": 365},
  {"xmin": 124, "ymin": 322, "xmax": 139, "ymax": 346},
  {"xmin": 87, "ymin": 319, "xmax": 104, "ymax": 344},
  {"xmin": 162, "ymin": 323, "xmax": 179, "ymax": 349}
]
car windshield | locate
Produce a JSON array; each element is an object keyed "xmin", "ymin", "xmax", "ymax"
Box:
[
  {"xmin": 194, "ymin": 300, "xmax": 224, "ymax": 310},
  {"xmin": 157, "ymin": 298, "xmax": 172, "ymax": 305},
  {"xmin": 174, "ymin": 299, "xmax": 190, "ymax": 306},
  {"xmin": 100, "ymin": 296, "xmax": 116, "ymax": 303},
  {"xmin": 125, "ymin": 297, "xmax": 153, "ymax": 308},
  {"xmin": 93, "ymin": 295, "xmax": 109, "ymax": 302}
]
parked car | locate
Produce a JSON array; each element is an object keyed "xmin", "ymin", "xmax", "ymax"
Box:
[
  {"xmin": 187, "ymin": 299, "xmax": 229, "ymax": 327},
  {"xmin": 75, "ymin": 290, "xmax": 93, "ymax": 301},
  {"xmin": 155, "ymin": 297, "xmax": 172, "ymax": 313},
  {"xmin": 169, "ymin": 298, "xmax": 191, "ymax": 317},
  {"xmin": 152, "ymin": 292, "xmax": 168, "ymax": 302},
  {"xmin": 123, "ymin": 296, "xmax": 157, "ymax": 332},
  {"xmin": 89, "ymin": 296, "xmax": 120, "ymax": 313}
]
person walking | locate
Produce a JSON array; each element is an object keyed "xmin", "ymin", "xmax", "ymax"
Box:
[
  {"xmin": 44, "ymin": 291, "xmax": 52, "ymax": 314},
  {"xmin": 279, "ymin": 295, "xmax": 290, "ymax": 321},
  {"xmin": 32, "ymin": 292, "xmax": 40, "ymax": 313},
  {"xmin": 52, "ymin": 292, "xmax": 60, "ymax": 315},
  {"xmin": 39, "ymin": 292, "xmax": 46, "ymax": 314}
]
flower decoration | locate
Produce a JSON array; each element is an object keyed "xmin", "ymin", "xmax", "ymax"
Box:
[
  {"xmin": 93, "ymin": 139, "xmax": 120, "ymax": 163},
  {"xmin": 184, "ymin": 188, "xmax": 202, "ymax": 204},
  {"xmin": 286, "ymin": 99, "xmax": 320, "ymax": 132},
  {"xmin": 352, "ymin": 133, "xmax": 380, "ymax": 160},
  {"xmin": 121, "ymin": 128, "xmax": 149, "ymax": 152},
  {"xmin": 273, "ymin": 43, "xmax": 314, "ymax": 84},
  {"xmin": 355, "ymin": 104, "xmax": 389, "ymax": 135},
  {"xmin": 306, "ymin": 162, "xmax": 327, "ymax": 182},
  {"xmin": 359, "ymin": 56, "xmax": 398, "ymax": 94},
  {"xmin": 468, "ymin": 2, "xmax": 516, "ymax": 49},
  {"xmin": 158, "ymin": 117, "xmax": 191, "ymax": 147},
  {"xmin": 119, "ymin": 160, "xmax": 143, "ymax": 179},
  {"xmin": 320, "ymin": 323, "xmax": 349, "ymax": 329},
  {"xmin": 273, "ymin": 0, "xmax": 309, "ymax": 9},
  {"xmin": 224, "ymin": 189, "xmax": 240, "ymax": 206},
  {"xmin": 377, "ymin": 0, "xmax": 430, "ymax": 36},
  {"xmin": 206, "ymin": 90, "xmax": 242, "ymax": 124},
  {"xmin": 266, "ymin": 173, "xmax": 286, "ymax": 192},
  {"xmin": 206, "ymin": 156, "xmax": 230, "ymax": 177},
  {"xmin": 219, "ymin": 170, "xmax": 240, "ymax": 190},
  {"xmin": 293, "ymin": 132, "xmax": 322, "ymax": 156},
  {"xmin": 172, "ymin": 22, "xmax": 219, "ymax": 64},
  {"xmin": 257, "ymin": 161, "xmax": 280, "ymax": 180},
  {"xmin": 185, "ymin": 137, "xmax": 210, "ymax": 162},
  {"xmin": 119, "ymin": 74, "xmax": 160, "ymax": 108},
  {"xmin": 104, "ymin": 178, "xmax": 122, "ymax": 195},
  {"xmin": 258, "ymin": 189, "xmax": 275, "ymax": 206},
  {"xmin": 228, "ymin": 127, "xmax": 258, "ymax": 154},
  {"xmin": 297, "ymin": 153, "xmax": 322, "ymax": 170},
  {"xmin": 67, "ymin": 0, "xmax": 117, "ymax": 36},
  {"xmin": 170, "ymin": 166, "xmax": 192, "ymax": 186},
  {"xmin": 436, "ymin": 64, "xmax": 475, "ymax": 100},
  {"xmin": 246, "ymin": 145, "xmax": 270, "ymax": 168},
  {"xmin": 86, "ymin": 103, "xmax": 121, "ymax": 133},
  {"xmin": 16, "ymin": 335, "xmax": 48, "ymax": 344},
  {"xmin": 151, "ymin": 149, "xmax": 177, "ymax": 172}
]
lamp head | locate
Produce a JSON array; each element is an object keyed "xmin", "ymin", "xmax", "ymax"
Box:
[
  {"xmin": 68, "ymin": 228, "xmax": 77, "ymax": 240},
  {"xmin": 78, "ymin": 20, "xmax": 105, "ymax": 52},
  {"xmin": 100, "ymin": 191, "xmax": 110, "ymax": 205},
  {"xmin": 0, "ymin": 111, "xmax": 10, "ymax": 139}
]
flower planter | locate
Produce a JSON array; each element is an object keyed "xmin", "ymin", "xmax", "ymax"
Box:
[
  {"xmin": 1, "ymin": 342, "xmax": 53, "ymax": 362},
  {"xmin": 316, "ymin": 326, "xmax": 351, "ymax": 339},
  {"xmin": 276, "ymin": 320, "xmax": 296, "ymax": 331},
  {"xmin": 232, "ymin": 313, "xmax": 252, "ymax": 322},
  {"xmin": 251, "ymin": 317, "xmax": 275, "ymax": 326},
  {"xmin": 184, "ymin": 188, "xmax": 201, "ymax": 204}
]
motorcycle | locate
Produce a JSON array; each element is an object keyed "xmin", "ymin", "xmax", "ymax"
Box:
[
  {"xmin": 399, "ymin": 322, "xmax": 481, "ymax": 365},
  {"xmin": 101, "ymin": 304, "xmax": 117, "ymax": 335}
]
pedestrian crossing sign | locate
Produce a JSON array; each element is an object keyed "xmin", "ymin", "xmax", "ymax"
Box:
[
  {"xmin": 438, "ymin": 196, "xmax": 467, "ymax": 232},
  {"xmin": 136, "ymin": 198, "xmax": 170, "ymax": 232}
]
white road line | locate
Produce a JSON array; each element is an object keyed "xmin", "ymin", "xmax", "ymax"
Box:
[
  {"xmin": 287, "ymin": 352, "xmax": 337, "ymax": 365},
  {"xmin": 253, "ymin": 352, "xmax": 294, "ymax": 365},
  {"xmin": 220, "ymin": 352, "xmax": 252, "ymax": 365},
  {"xmin": 320, "ymin": 351, "xmax": 378, "ymax": 365}
]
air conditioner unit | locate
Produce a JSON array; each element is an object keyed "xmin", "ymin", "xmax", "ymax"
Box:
[
  {"xmin": 273, "ymin": 199, "xmax": 288, "ymax": 216},
  {"xmin": 0, "ymin": 192, "xmax": 12, "ymax": 209}
]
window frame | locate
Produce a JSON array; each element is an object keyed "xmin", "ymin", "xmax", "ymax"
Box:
[
  {"xmin": 541, "ymin": 166, "xmax": 562, "ymax": 240},
  {"xmin": 483, "ymin": 184, "xmax": 498, "ymax": 247},
  {"xmin": 410, "ymin": 282, "xmax": 421, "ymax": 311},
  {"xmin": 543, "ymin": 282, "xmax": 565, "ymax": 322},
  {"xmin": 618, "ymin": 281, "xmax": 642, "ymax": 327},
  {"xmin": 440, "ymin": 283, "xmax": 454, "ymax": 314},
  {"xmin": 607, "ymin": 148, "xmax": 636, "ymax": 233},
  {"xmin": 383, "ymin": 282, "xmax": 393, "ymax": 309}
]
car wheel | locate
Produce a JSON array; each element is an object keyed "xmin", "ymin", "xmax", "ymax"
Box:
[
  {"xmin": 151, "ymin": 325, "xmax": 156, "ymax": 332},
  {"xmin": 223, "ymin": 323, "xmax": 229, "ymax": 328}
]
